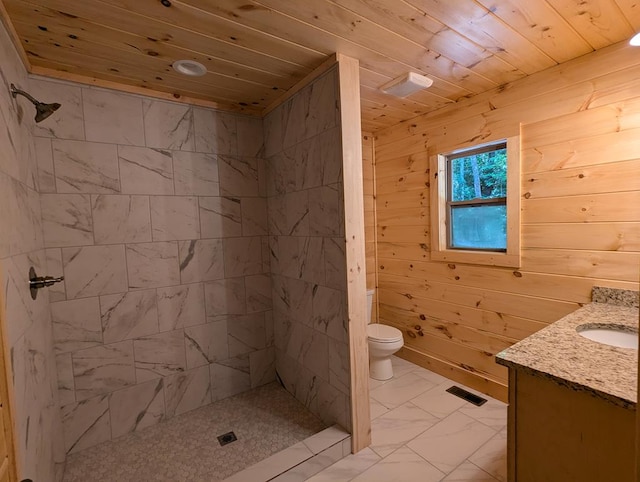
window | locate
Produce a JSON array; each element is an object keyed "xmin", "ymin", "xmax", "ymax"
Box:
[
  {"xmin": 430, "ymin": 136, "xmax": 521, "ymax": 267},
  {"xmin": 447, "ymin": 142, "xmax": 507, "ymax": 251}
]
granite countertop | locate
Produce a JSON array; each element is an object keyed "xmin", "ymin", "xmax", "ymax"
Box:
[{"xmin": 496, "ymin": 288, "xmax": 639, "ymax": 409}]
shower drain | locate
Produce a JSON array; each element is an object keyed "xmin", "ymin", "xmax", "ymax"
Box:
[{"xmin": 217, "ymin": 431, "xmax": 238, "ymax": 446}]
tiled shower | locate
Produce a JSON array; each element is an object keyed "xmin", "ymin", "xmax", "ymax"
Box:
[
  {"xmin": 1, "ymin": 16, "xmax": 354, "ymax": 481},
  {"xmin": 39, "ymin": 78, "xmax": 276, "ymax": 455}
]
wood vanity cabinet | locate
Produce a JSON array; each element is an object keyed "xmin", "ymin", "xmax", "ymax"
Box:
[{"xmin": 506, "ymin": 369, "xmax": 636, "ymax": 482}]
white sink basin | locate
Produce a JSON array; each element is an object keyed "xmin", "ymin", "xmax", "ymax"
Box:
[{"xmin": 576, "ymin": 324, "xmax": 638, "ymax": 349}]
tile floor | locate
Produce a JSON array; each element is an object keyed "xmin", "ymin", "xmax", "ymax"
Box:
[
  {"xmin": 309, "ymin": 356, "xmax": 508, "ymax": 481},
  {"xmin": 62, "ymin": 382, "xmax": 327, "ymax": 482},
  {"xmin": 62, "ymin": 356, "xmax": 507, "ymax": 482}
]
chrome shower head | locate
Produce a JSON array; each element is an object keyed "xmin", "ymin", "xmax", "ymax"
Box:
[
  {"xmin": 10, "ymin": 83, "xmax": 62, "ymax": 123},
  {"xmin": 34, "ymin": 101, "xmax": 61, "ymax": 123}
]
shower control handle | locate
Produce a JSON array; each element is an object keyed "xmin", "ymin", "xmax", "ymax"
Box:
[
  {"xmin": 29, "ymin": 275, "xmax": 64, "ymax": 289},
  {"xmin": 28, "ymin": 266, "xmax": 64, "ymax": 300}
]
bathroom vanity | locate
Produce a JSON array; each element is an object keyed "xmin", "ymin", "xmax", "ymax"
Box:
[{"xmin": 496, "ymin": 288, "xmax": 639, "ymax": 482}]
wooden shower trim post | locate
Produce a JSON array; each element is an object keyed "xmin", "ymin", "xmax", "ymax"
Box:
[{"xmin": 337, "ymin": 53, "xmax": 372, "ymax": 453}]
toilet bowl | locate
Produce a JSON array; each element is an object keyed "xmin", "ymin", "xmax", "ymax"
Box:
[{"xmin": 366, "ymin": 289, "xmax": 404, "ymax": 381}]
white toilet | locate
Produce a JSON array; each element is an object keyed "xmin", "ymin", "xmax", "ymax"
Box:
[{"xmin": 366, "ymin": 289, "xmax": 404, "ymax": 381}]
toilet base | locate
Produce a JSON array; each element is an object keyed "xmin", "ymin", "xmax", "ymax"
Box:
[{"xmin": 370, "ymin": 356, "xmax": 394, "ymax": 381}]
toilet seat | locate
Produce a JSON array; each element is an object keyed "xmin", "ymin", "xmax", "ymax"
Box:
[{"xmin": 367, "ymin": 324, "xmax": 403, "ymax": 343}]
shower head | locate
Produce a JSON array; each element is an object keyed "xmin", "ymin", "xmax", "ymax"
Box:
[
  {"xmin": 10, "ymin": 83, "xmax": 61, "ymax": 123},
  {"xmin": 34, "ymin": 101, "xmax": 61, "ymax": 123}
]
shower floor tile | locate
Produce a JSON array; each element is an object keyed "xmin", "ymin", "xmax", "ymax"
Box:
[{"xmin": 62, "ymin": 382, "xmax": 327, "ymax": 482}]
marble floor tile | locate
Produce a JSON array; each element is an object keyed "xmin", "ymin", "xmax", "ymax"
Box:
[
  {"xmin": 369, "ymin": 402, "xmax": 439, "ymax": 458},
  {"xmin": 407, "ymin": 411, "xmax": 497, "ymax": 475},
  {"xmin": 389, "ymin": 355, "xmax": 421, "ymax": 379},
  {"xmin": 61, "ymin": 353, "xmax": 509, "ymax": 481},
  {"xmin": 352, "ymin": 447, "xmax": 445, "ymax": 482},
  {"xmin": 442, "ymin": 461, "xmax": 499, "ymax": 481},
  {"xmin": 369, "ymin": 396, "xmax": 389, "ymax": 420},
  {"xmin": 307, "ymin": 447, "xmax": 380, "ymax": 482},
  {"xmin": 368, "ymin": 377, "xmax": 388, "ymax": 391},
  {"xmin": 412, "ymin": 366, "xmax": 451, "ymax": 385},
  {"xmin": 410, "ymin": 381, "xmax": 469, "ymax": 419},
  {"xmin": 370, "ymin": 371, "xmax": 437, "ymax": 409},
  {"xmin": 458, "ymin": 397, "xmax": 508, "ymax": 431},
  {"xmin": 468, "ymin": 429, "xmax": 507, "ymax": 482}
]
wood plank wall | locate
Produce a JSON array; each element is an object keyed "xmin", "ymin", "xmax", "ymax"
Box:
[{"xmin": 372, "ymin": 40, "xmax": 640, "ymax": 402}]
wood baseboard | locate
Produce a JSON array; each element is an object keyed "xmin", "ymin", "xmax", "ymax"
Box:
[{"xmin": 397, "ymin": 345, "xmax": 508, "ymax": 403}]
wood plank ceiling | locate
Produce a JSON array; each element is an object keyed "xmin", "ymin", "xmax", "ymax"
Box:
[{"xmin": 1, "ymin": 0, "xmax": 639, "ymax": 132}]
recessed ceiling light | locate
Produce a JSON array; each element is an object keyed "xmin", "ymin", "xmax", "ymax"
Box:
[
  {"xmin": 380, "ymin": 72, "xmax": 433, "ymax": 97},
  {"xmin": 172, "ymin": 60, "xmax": 207, "ymax": 77},
  {"xmin": 630, "ymin": 33, "xmax": 640, "ymax": 46}
]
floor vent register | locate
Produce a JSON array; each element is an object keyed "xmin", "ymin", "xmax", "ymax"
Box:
[{"xmin": 446, "ymin": 386, "xmax": 488, "ymax": 407}]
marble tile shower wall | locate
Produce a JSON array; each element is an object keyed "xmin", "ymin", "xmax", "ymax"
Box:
[
  {"xmin": 0, "ymin": 23, "xmax": 63, "ymax": 482},
  {"xmin": 30, "ymin": 78, "xmax": 275, "ymax": 454},
  {"xmin": 264, "ymin": 66, "xmax": 352, "ymax": 431}
]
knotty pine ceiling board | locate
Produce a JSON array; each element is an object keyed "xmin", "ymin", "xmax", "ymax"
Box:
[{"xmin": 1, "ymin": 0, "xmax": 639, "ymax": 130}]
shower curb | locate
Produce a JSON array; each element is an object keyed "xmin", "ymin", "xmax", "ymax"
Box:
[{"xmin": 223, "ymin": 425, "xmax": 351, "ymax": 482}]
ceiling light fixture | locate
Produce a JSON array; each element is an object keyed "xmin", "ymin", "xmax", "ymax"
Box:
[
  {"xmin": 630, "ymin": 33, "xmax": 640, "ymax": 46},
  {"xmin": 172, "ymin": 60, "xmax": 207, "ymax": 77},
  {"xmin": 380, "ymin": 72, "xmax": 433, "ymax": 97}
]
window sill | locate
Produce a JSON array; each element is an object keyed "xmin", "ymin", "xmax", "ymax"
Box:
[{"xmin": 430, "ymin": 249, "xmax": 521, "ymax": 268}]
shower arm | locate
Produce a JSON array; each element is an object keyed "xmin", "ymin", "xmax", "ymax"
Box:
[{"xmin": 10, "ymin": 84, "xmax": 41, "ymax": 106}]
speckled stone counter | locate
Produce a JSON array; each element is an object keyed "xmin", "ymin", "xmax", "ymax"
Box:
[{"xmin": 496, "ymin": 288, "xmax": 639, "ymax": 409}]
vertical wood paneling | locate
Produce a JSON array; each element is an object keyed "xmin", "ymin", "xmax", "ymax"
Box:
[
  {"xmin": 339, "ymin": 54, "xmax": 371, "ymax": 453},
  {"xmin": 373, "ymin": 41, "xmax": 640, "ymax": 400}
]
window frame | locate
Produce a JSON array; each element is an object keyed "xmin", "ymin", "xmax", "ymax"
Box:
[{"xmin": 430, "ymin": 136, "xmax": 521, "ymax": 268}]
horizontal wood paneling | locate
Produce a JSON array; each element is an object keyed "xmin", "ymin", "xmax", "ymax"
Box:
[
  {"xmin": 4, "ymin": 0, "xmax": 639, "ymax": 131},
  {"xmin": 376, "ymin": 257, "xmax": 637, "ymax": 303},
  {"xmin": 523, "ymin": 223, "xmax": 640, "ymax": 251},
  {"xmin": 374, "ymin": 41, "xmax": 640, "ymax": 399}
]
